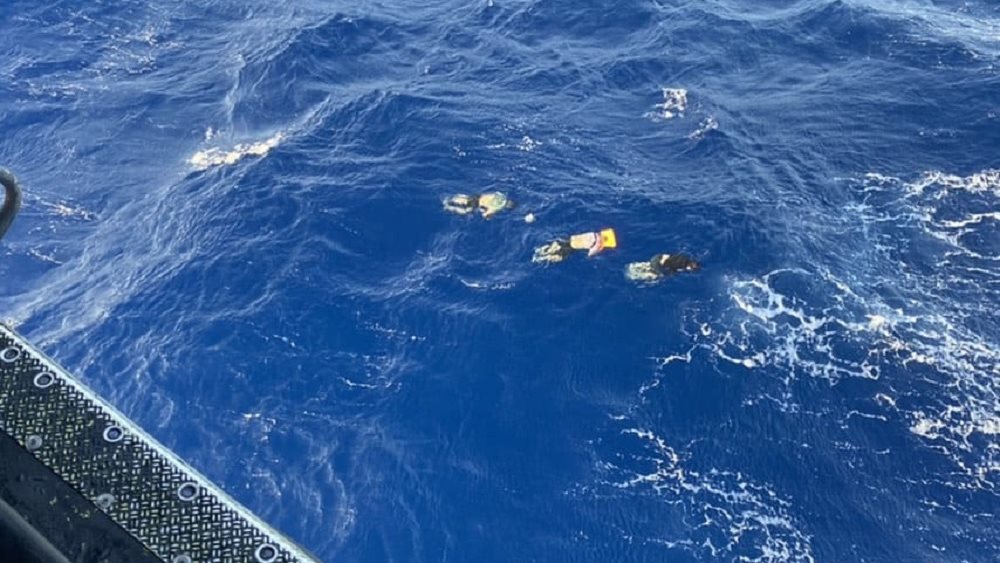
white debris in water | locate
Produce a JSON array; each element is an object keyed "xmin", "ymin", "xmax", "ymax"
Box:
[
  {"xmin": 517, "ymin": 135, "xmax": 541, "ymax": 151},
  {"xmin": 189, "ymin": 132, "xmax": 284, "ymax": 170},
  {"xmin": 47, "ymin": 201, "xmax": 97, "ymax": 221},
  {"xmin": 524, "ymin": 213, "xmax": 536, "ymax": 223},
  {"xmin": 658, "ymin": 88, "xmax": 688, "ymax": 119},
  {"xmin": 687, "ymin": 116, "xmax": 718, "ymax": 139},
  {"xmin": 459, "ymin": 278, "xmax": 515, "ymax": 291}
]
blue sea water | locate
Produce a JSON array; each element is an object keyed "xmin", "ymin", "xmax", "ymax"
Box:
[{"xmin": 2, "ymin": 0, "xmax": 999, "ymax": 561}]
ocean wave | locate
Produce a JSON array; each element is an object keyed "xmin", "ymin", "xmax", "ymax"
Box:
[{"xmin": 847, "ymin": 0, "xmax": 1000, "ymax": 59}]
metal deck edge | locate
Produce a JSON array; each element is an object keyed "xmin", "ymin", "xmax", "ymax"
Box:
[{"xmin": 0, "ymin": 323, "xmax": 320, "ymax": 563}]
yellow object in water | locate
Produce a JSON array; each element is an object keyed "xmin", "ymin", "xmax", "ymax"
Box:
[
  {"xmin": 600, "ymin": 228, "xmax": 617, "ymax": 249},
  {"xmin": 569, "ymin": 232, "xmax": 597, "ymax": 250},
  {"xmin": 568, "ymin": 228, "xmax": 617, "ymax": 256},
  {"xmin": 477, "ymin": 191, "xmax": 510, "ymax": 218}
]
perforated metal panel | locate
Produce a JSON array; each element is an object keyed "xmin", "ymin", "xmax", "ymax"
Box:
[{"xmin": 0, "ymin": 324, "xmax": 319, "ymax": 563}]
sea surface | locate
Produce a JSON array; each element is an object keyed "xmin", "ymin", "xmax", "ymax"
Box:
[{"xmin": 2, "ymin": 1, "xmax": 999, "ymax": 561}]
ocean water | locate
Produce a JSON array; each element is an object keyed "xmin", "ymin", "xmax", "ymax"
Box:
[{"xmin": 1, "ymin": 0, "xmax": 999, "ymax": 561}]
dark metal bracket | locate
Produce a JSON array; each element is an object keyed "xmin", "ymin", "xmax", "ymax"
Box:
[{"xmin": 0, "ymin": 168, "xmax": 22, "ymax": 243}]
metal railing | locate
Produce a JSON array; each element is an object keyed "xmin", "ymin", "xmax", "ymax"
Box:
[{"xmin": 0, "ymin": 168, "xmax": 318, "ymax": 562}]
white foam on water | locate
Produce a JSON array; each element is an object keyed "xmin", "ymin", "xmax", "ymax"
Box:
[
  {"xmin": 362, "ymin": 319, "xmax": 427, "ymax": 343},
  {"xmin": 459, "ymin": 278, "xmax": 515, "ymax": 291},
  {"xmin": 904, "ymin": 169, "xmax": 1000, "ymax": 196},
  {"xmin": 691, "ymin": 169, "xmax": 1000, "ymax": 488},
  {"xmin": 517, "ymin": 135, "xmax": 542, "ymax": 151},
  {"xmin": 710, "ymin": 270, "xmax": 892, "ymax": 384},
  {"xmin": 26, "ymin": 248, "xmax": 63, "ymax": 265},
  {"xmin": 580, "ymin": 424, "xmax": 815, "ymax": 563},
  {"xmin": 940, "ymin": 211, "xmax": 1000, "ymax": 229},
  {"xmin": 657, "ymin": 88, "xmax": 688, "ymax": 119},
  {"xmin": 189, "ymin": 132, "xmax": 284, "ymax": 170},
  {"xmin": 708, "ymin": 269, "xmax": 998, "ymax": 485},
  {"xmin": 487, "ymin": 134, "xmax": 543, "ymax": 152},
  {"xmin": 874, "ymin": 393, "xmax": 896, "ymax": 408},
  {"xmin": 49, "ymin": 203, "xmax": 97, "ymax": 220},
  {"xmin": 688, "ymin": 116, "xmax": 718, "ymax": 140},
  {"xmin": 640, "ymin": 347, "xmax": 695, "ymax": 396}
]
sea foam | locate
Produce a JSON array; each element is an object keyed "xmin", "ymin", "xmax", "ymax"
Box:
[{"xmin": 189, "ymin": 132, "xmax": 284, "ymax": 170}]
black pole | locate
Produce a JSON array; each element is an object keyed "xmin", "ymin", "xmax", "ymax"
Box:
[
  {"xmin": 1, "ymin": 168, "xmax": 23, "ymax": 242},
  {"xmin": 0, "ymin": 498, "xmax": 72, "ymax": 563}
]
